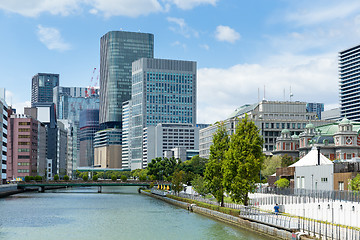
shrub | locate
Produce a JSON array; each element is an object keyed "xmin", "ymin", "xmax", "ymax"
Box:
[
  {"xmin": 29, "ymin": 176, "xmax": 35, "ymax": 181},
  {"xmin": 92, "ymin": 175, "xmax": 98, "ymax": 181},
  {"xmin": 35, "ymin": 176, "xmax": 43, "ymax": 182},
  {"xmin": 121, "ymin": 175, "xmax": 127, "ymax": 182},
  {"xmin": 63, "ymin": 175, "xmax": 70, "ymax": 181},
  {"xmin": 82, "ymin": 175, "xmax": 89, "ymax": 181},
  {"xmin": 111, "ymin": 175, "xmax": 117, "ymax": 182},
  {"xmin": 24, "ymin": 176, "xmax": 30, "ymax": 182},
  {"xmin": 139, "ymin": 175, "xmax": 147, "ymax": 181},
  {"xmin": 149, "ymin": 182, "xmax": 154, "ymax": 188},
  {"xmin": 53, "ymin": 174, "xmax": 59, "ymax": 181},
  {"xmin": 274, "ymin": 178, "xmax": 290, "ymax": 189}
]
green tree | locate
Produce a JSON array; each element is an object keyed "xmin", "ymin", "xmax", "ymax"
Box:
[
  {"xmin": 121, "ymin": 175, "xmax": 127, "ymax": 182},
  {"xmin": 54, "ymin": 174, "xmax": 59, "ymax": 181},
  {"xmin": 92, "ymin": 175, "xmax": 98, "ymax": 181},
  {"xmin": 111, "ymin": 175, "xmax": 117, "ymax": 182},
  {"xmin": 172, "ymin": 170, "xmax": 185, "ymax": 195},
  {"xmin": 223, "ymin": 115, "xmax": 264, "ymax": 206},
  {"xmin": 204, "ymin": 122, "xmax": 229, "ymax": 207},
  {"xmin": 281, "ymin": 154, "xmax": 294, "ymax": 167},
  {"xmin": 35, "ymin": 175, "xmax": 43, "ymax": 182},
  {"xmin": 82, "ymin": 174, "xmax": 89, "ymax": 181},
  {"xmin": 261, "ymin": 156, "xmax": 282, "ymax": 178},
  {"xmin": 191, "ymin": 175, "xmax": 209, "ymax": 197},
  {"xmin": 24, "ymin": 176, "xmax": 30, "ymax": 182},
  {"xmin": 147, "ymin": 157, "xmax": 180, "ymax": 180},
  {"xmin": 349, "ymin": 174, "xmax": 360, "ymax": 191},
  {"xmin": 63, "ymin": 175, "xmax": 70, "ymax": 181},
  {"xmin": 274, "ymin": 178, "xmax": 290, "ymax": 188}
]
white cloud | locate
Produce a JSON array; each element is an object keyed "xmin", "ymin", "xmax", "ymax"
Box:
[
  {"xmin": 0, "ymin": 0, "xmax": 217, "ymax": 18},
  {"xmin": 88, "ymin": 0, "xmax": 164, "ymax": 18},
  {"xmin": 36, "ymin": 25, "xmax": 71, "ymax": 51},
  {"xmin": 4, "ymin": 90, "xmax": 30, "ymax": 114},
  {"xmin": 167, "ymin": 17, "xmax": 198, "ymax": 38},
  {"xmin": 171, "ymin": 41, "xmax": 187, "ymax": 49},
  {"xmin": 197, "ymin": 54, "xmax": 338, "ymax": 123},
  {"xmin": 167, "ymin": 0, "xmax": 218, "ymax": 10},
  {"xmin": 214, "ymin": 25, "xmax": 240, "ymax": 43},
  {"xmin": 0, "ymin": 0, "xmax": 81, "ymax": 17},
  {"xmin": 200, "ymin": 44, "xmax": 209, "ymax": 50},
  {"xmin": 286, "ymin": 1, "xmax": 360, "ymax": 26}
]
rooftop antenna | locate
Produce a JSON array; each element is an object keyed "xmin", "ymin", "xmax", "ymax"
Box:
[
  {"xmin": 290, "ymin": 86, "xmax": 293, "ymax": 101},
  {"xmin": 283, "ymin": 88, "xmax": 285, "ymax": 101},
  {"xmin": 263, "ymin": 85, "xmax": 266, "ymax": 100}
]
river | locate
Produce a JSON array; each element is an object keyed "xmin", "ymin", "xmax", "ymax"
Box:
[{"xmin": 0, "ymin": 186, "xmax": 271, "ymax": 240}]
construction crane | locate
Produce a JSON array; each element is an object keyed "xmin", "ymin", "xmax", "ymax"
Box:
[{"xmin": 85, "ymin": 67, "xmax": 97, "ymax": 98}]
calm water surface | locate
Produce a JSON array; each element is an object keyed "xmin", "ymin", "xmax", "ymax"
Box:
[{"xmin": 0, "ymin": 187, "xmax": 271, "ymax": 240}]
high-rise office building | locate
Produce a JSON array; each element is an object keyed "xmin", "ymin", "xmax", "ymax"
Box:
[
  {"xmin": 6, "ymin": 114, "xmax": 42, "ymax": 181},
  {"xmin": 99, "ymin": 31, "xmax": 154, "ymax": 129},
  {"xmin": 31, "ymin": 73, "xmax": 59, "ymax": 106},
  {"xmin": 340, "ymin": 44, "xmax": 360, "ymax": 121},
  {"xmin": 0, "ymin": 94, "xmax": 8, "ymax": 184},
  {"xmin": 127, "ymin": 58, "xmax": 197, "ymax": 169},
  {"xmin": 53, "ymin": 86, "xmax": 99, "ymax": 117},
  {"xmin": 79, "ymin": 109, "xmax": 99, "ymax": 167},
  {"xmin": 306, "ymin": 103, "xmax": 324, "ymax": 119}
]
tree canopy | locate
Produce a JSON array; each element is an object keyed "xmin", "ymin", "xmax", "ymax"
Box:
[
  {"xmin": 147, "ymin": 157, "xmax": 181, "ymax": 180},
  {"xmin": 223, "ymin": 115, "xmax": 264, "ymax": 206},
  {"xmin": 204, "ymin": 122, "xmax": 229, "ymax": 207},
  {"xmin": 349, "ymin": 174, "xmax": 360, "ymax": 191}
]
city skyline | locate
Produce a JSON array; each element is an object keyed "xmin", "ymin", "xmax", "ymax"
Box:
[{"xmin": 1, "ymin": 0, "xmax": 360, "ymax": 123}]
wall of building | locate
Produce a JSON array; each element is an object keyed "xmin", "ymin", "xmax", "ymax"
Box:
[
  {"xmin": 294, "ymin": 164, "xmax": 334, "ymax": 191},
  {"xmin": 333, "ymin": 172, "xmax": 357, "ymax": 191},
  {"xmin": 94, "ymin": 145, "xmax": 122, "ymax": 168}
]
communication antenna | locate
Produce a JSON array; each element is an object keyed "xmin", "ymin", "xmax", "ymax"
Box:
[
  {"xmin": 283, "ymin": 88, "xmax": 285, "ymax": 101},
  {"xmin": 263, "ymin": 85, "xmax": 266, "ymax": 100},
  {"xmin": 290, "ymin": 86, "xmax": 293, "ymax": 101}
]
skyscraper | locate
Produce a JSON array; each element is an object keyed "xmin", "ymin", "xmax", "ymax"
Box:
[
  {"xmin": 31, "ymin": 73, "xmax": 59, "ymax": 106},
  {"xmin": 99, "ymin": 31, "xmax": 154, "ymax": 129},
  {"xmin": 339, "ymin": 44, "xmax": 360, "ymax": 121},
  {"xmin": 127, "ymin": 58, "xmax": 197, "ymax": 169}
]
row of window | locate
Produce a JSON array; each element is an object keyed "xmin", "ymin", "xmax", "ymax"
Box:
[{"xmin": 264, "ymin": 122, "xmax": 307, "ymax": 130}]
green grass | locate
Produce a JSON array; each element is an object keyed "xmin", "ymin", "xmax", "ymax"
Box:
[{"xmin": 167, "ymin": 194, "xmax": 241, "ymax": 217}]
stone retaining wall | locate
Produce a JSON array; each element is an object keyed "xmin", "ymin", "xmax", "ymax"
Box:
[{"xmin": 141, "ymin": 191, "xmax": 294, "ymax": 240}]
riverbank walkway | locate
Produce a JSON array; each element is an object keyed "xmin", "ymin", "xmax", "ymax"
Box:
[{"xmin": 173, "ymin": 192, "xmax": 360, "ymax": 240}]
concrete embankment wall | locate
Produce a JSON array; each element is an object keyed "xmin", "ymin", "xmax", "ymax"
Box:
[
  {"xmin": 141, "ymin": 191, "xmax": 293, "ymax": 240},
  {"xmin": 0, "ymin": 184, "xmax": 23, "ymax": 198}
]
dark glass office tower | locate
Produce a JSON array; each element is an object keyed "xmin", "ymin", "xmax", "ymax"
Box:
[
  {"xmin": 31, "ymin": 73, "xmax": 59, "ymax": 107},
  {"xmin": 99, "ymin": 31, "xmax": 154, "ymax": 129},
  {"xmin": 340, "ymin": 44, "xmax": 360, "ymax": 121}
]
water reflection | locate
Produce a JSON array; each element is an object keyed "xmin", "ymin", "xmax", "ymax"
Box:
[{"xmin": 0, "ymin": 187, "xmax": 271, "ymax": 240}]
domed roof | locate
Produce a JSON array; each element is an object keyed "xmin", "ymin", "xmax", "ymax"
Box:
[
  {"xmin": 305, "ymin": 122, "xmax": 315, "ymax": 129},
  {"xmin": 339, "ymin": 117, "xmax": 351, "ymax": 125},
  {"xmin": 291, "ymin": 133, "xmax": 299, "ymax": 139},
  {"xmin": 281, "ymin": 129, "xmax": 290, "ymax": 134}
]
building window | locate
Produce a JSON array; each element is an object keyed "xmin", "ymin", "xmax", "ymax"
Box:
[
  {"xmin": 321, "ymin": 178, "xmax": 328, "ymax": 182},
  {"xmin": 339, "ymin": 181, "xmax": 344, "ymax": 191}
]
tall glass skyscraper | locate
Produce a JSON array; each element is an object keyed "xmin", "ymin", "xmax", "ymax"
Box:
[
  {"xmin": 128, "ymin": 58, "xmax": 197, "ymax": 169},
  {"xmin": 99, "ymin": 31, "xmax": 154, "ymax": 129},
  {"xmin": 340, "ymin": 44, "xmax": 360, "ymax": 121},
  {"xmin": 31, "ymin": 73, "xmax": 59, "ymax": 107}
]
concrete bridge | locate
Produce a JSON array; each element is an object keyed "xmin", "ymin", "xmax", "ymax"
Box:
[{"xmin": 17, "ymin": 181, "xmax": 171, "ymax": 193}]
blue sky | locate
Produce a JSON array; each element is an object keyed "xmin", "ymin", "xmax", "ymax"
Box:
[{"xmin": 1, "ymin": 0, "xmax": 360, "ymax": 123}]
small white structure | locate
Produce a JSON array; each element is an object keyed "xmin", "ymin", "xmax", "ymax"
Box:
[{"xmin": 294, "ymin": 147, "xmax": 334, "ymax": 191}]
